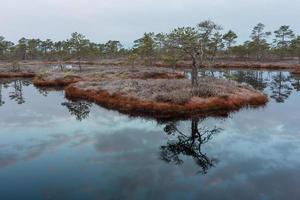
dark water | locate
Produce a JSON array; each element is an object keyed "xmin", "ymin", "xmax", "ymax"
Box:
[{"xmin": 0, "ymin": 70, "xmax": 300, "ymax": 200}]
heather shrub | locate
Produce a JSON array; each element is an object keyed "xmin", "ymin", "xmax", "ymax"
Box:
[
  {"xmin": 192, "ymin": 84, "xmax": 219, "ymax": 98},
  {"xmin": 36, "ymin": 70, "xmax": 49, "ymax": 79},
  {"xmin": 155, "ymin": 91, "xmax": 191, "ymax": 105},
  {"xmin": 71, "ymin": 76, "xmax": 260, "ymax": 105},
  {"xmin": 63, "ymin": 71, "xmax": 75, "ymax": 78}
]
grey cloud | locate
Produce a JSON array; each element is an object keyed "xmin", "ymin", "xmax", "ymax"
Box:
[{"xmin": 1, "ymin": 0, "xmax": 300, "ymax": 46}]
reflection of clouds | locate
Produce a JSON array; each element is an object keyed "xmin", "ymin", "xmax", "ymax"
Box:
[
  {"xmin": 0, "ymin": 116, "xmax": 300, "ymax": 200},
  {"xmin": 0, "ymin": 152, "xmax": 18, "ymax": 168},
  {"xmin": 86, "ymin": 128, "xmax": 166, "ymax": 168},
  {"xmin": 0, "ymin": 109, "xmax": 59, "ymax": 128},
  {"xmin": 0, "ymin": 104, "xmax": 161, "ymax": 169},
  {"xmin": 192, "ymin": 109, "xmax": 300, "ymax": 200},
  {"xmin": 94, "ymin": 128, "xmax": 161, "ymax": 153},
  {"xmin": 0, "ymin": 132, "xmax": 90, "ymax": 168},
  {"xmin": 0, "ymin": 84, "xmax": 70, "ymax": 128},
  {"xmin": 1, "ymin": 76, "xmax": 300, "ymax": 199},
  {"xmin": 194, "ymin": 159, "xmax": 300, "ymax": 200}
]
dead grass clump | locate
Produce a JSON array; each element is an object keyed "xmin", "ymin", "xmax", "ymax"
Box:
[
  {"xmin": 0, "ymin": 72, "xmax": 35, "ymax": 78},
  {"xmin": 85, "ymin": 66, "xmax": 184, "ymax": 81},
  {"xmin": 192, "ymin": 85, "xmax": 219, "ymax": 98},
  {"xmin": 155, "ymin": 91, "xmax": 192, "ymax": 105},
  {"xmin": 33, "ymin": 73, "xmax": 83, "ymax": 87},
  {"xmin": 291, "ymin": 69, "xmax": 300, "ymax": 75},
  {"xmin": 136, "ymin": 71, "xmax": 185, "ymax": 79}
]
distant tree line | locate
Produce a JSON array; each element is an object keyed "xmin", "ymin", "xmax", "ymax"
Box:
[
  {"xmin": 1, "ymin": 21, "xmax": 300, "ymax": 86},
  {"xmin": 1, "ymin": 21, "xmax": 300, "ymax": 69},
  {"xmin": 0, "ymin": 32, "xmax": 127, "ymax": 67}
]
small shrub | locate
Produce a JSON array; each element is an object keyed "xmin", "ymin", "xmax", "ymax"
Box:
[
  {"xmin": 63, "ymin": 71, "xmax": 75, "ymax": 79},
  {"xmin": 36, "ymin": 70, "xmax": 49, "ymax": 79},
  {"xmin": 155, "ymin": 91, "xmax": 191, "ymax": 105},
  {"xmin": 10, "ymin": 61, "xmax": 20, "ymax": 72},
  {"xmin": 192, "ymin": 85, "xmax": 218, "ymax": 98}
]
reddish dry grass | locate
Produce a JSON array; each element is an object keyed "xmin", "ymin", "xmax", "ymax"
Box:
[
  {"xmin": 156, "ymin": 62, "xmax": 300, "ymax": 70},
  {"xmin": 65, "ymin": 81, "xmax": 268, "ymax": 119},
  {"xmin": 291, "ymin": 69, "xmax": 300, "ymax": 75},
  {"xmin": 32, "ymin": 68, "xmax": 184, "ymax": 88},
  {"xmin": 214, "ymin": 62, "xmax": 300, "ymax": 70},
  {"xmin": 33, "ymin": 75, "xmax": 83, "ymax": 87},
  {"xmin": 0, "ymin": 72, "xmax": 35, "ymax": 78},
  {"xmin": 129, "ymin": 71, "xmax": 184, "ymax": 79}
]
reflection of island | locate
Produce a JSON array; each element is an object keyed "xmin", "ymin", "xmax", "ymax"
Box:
[
  {"xmin": 160, "ymin": 118, "xmax": 221, "ymax": 174},
  {"xmin": 61, "ymin": 101, "xmax": 92, "ymax": 121}
]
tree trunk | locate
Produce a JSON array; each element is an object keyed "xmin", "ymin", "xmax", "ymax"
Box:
[
  {"xmin": 59, "ymin": 60, "xmax": 64, "ymax": 71},
  {"xmin": 191, "ymin": 58, "xmax": 198, "ymax": 87},
  {"xmin": 78, "ymin": 58, "xmax": 82, "ymax": 72}
]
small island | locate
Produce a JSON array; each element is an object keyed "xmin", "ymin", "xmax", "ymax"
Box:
[{"xmin": 65, "ymin": 77, "xmax": 267, "ymax": 119}]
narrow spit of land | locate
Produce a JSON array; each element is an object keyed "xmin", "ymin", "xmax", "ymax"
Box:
[
  {"xmin": 1, "ymin": 59, "xmax": 300, "ymax": 71},
  {"xmin": 155, "ymin": 61, "xmax": 300, "ymax": 70}
]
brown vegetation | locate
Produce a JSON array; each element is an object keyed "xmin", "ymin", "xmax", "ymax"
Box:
[
  {"xmin": 291, "ymin": 69, "xmax": 300, "ymax": 75},
  {"xmin": 65, "ymin": 78, "xmax": 268, "ymax": 119},
  {"xmin": 33, "ymin": 73, "xmax": 84, "ymax": 87},
  {"xmin": 0, "ymin": 72, "xmax": 35, "ymax": 78},
  {"xmin": 155, "ymin": 61, "xmax": 300, "ymax": 70},
  {"xmin": 32, "ymin": 66, "xmax": 184, "ymax": 87}
]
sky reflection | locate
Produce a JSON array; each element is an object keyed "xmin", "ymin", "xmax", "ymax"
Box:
[{"xmin": 0, "ymin": 71, "xmax": 300, "ymax": 200}]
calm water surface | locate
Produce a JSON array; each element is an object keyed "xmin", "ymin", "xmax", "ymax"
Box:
[{"xmin": 0, "ymin": 70, "xmax": 300, "ymax": 200}]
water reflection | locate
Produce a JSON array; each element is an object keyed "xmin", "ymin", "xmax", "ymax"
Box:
[
  {"xmin": 0, "ymin": 83, "xmax": 5, "ymax": 106},
  {"xmin": 160, "ymin": 118, "xmax": 221, "ymax": 174},
  {"xmin": 37, "ymin": 87, "xmax": 49, "ymax": 96},
  {"xmin": 224, "ymin": 70, "xmax": 268, "ymax": 91},
  {"xmin": 0, "ymin": 74, "xmax": 299, "ymax": 199},
  {"xmin": 8, "ymin": 80, "xmax": 30, "ymax": 104},
  {"xmin": 291, "ymin": 74, "xmax": 300, "ymax": 91},
  {"xmin": 269, "ymin": 72, "xmax": 293, "ymax": 103},
  {"xmin": 196, "ymin": 69, "xmax": 300, "ymax": 103},
  {"xmin": 0, "ymin": 79, "xmax": 31, "ymax": 105},
  {"xmin": 1, "ymin": 69, "xmax": 300, "ymax": 111},
  {"xmin": 61, "ymin": 101, "xmax": 92, "ymax": 121}
]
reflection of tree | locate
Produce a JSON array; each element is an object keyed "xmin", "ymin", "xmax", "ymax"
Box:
[
  {"xmin": 0, "ymin": 82, "xmax": 5, "ymax": 106},
  {"xmin": 291, "ymin": 75, "xmax": 300, "ymax": 92},
  {"xmin": 225, "ymin": 70, "xmax": 268, "ymax": 91},
  {"xmin": 37, "ymin": 88, "xmax": 49, "ymax": 96},
  {"xmin": 269, "ymin": 72, "xmax": 293, "ymax": 103},
  {"xmin": 9, "ymin": 80, "xmax": 28, "ymax": 104},
  {"xmin": 61, "ymin": 101, "xmax": 92, "ymax": 121},
  {"xmin": 160, "ymin": 118, "xmax": 221, "ymax": 174}
]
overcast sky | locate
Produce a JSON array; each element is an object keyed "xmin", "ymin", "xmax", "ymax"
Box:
[{"xmin": 0, "ymin": 0, "xmax": 299, "ymax": 47}]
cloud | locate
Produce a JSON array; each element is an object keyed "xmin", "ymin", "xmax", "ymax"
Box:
[{"xmin": 1, "ymin": 0, "xmax": 300, "ymax": 46}]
